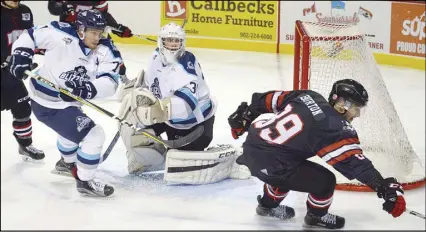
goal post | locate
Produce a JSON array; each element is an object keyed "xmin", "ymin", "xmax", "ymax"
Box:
[{"xmin": 293, "ymin": 20, "xmax": 425, "ymax": 192}]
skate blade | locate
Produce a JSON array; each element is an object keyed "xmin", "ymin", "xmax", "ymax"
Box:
[
  {"xmin": 20, "ymin": 155, "xmax": 44, "ymax": 164},
  {"xmin": 302, "ymin": 223, "xmax": 344, "ymax": 230},
  {"xmin": 77, "ymin": 188, "xmax": 111, "ymax": 198},
  {"xmin": 51, "ymin": 169, "xmax": 73, "ymax": 177}
]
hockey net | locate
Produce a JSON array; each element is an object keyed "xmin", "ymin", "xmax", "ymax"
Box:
[{"xmin": 293, "ymin": 20, "xmax": 425, "ymax": 192}]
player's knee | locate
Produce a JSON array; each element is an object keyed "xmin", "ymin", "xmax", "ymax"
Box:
[
  {"xmin": 82, "ymin": 124, "xmax": 106, "ymax": 149},
  {"xmin": 314, "ymin": 169, "xmax": 336, "ymax": 196},
  {"xmin": 127, "ymin": 144, "xmax": 166, "ymax": 173},
  {"xmin": 10, "ymin": 96, "xmax": 31, "ymax": 119},
  {"xmin": 57, "ymin": 135, "xmax": 79, "ymax": 163},
  {"xmin": 77, "ymin": 125, "xmax": 105, "ymax": 167}
]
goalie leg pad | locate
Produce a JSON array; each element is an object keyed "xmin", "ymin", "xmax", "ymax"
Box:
[
  {"xmin": 126, "ymin": 143, "xmax": 167, "ymax": 174},
  {"xmin": 164, "ymin": 144, "xmax": 251, "ymax": 185}
]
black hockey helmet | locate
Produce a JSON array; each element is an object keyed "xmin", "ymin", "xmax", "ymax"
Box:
[{"xmin": 328, "ymin": 79, "xmax": 369, "ymax": 107}]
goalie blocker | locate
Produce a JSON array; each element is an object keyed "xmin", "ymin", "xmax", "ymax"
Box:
[{"xmin": 117, "ymin": 73, "xmax": 250, "ymax": 184}]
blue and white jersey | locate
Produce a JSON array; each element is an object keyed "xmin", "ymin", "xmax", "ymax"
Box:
[
  {"xmin": 11, "ymin": 21, "xmax": 122, "ymax": 109},
  {"xmin": 144, "ymin": 49, "xmax": 216, "ymax": 130}
]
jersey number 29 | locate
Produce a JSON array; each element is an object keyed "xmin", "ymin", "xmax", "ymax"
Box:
[{"xmin": 253, "ymin": 104, "xmax": 303, "ymax": 144}]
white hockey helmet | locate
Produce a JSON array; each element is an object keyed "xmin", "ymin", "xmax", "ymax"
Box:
[{"xmin": 157, "ymin": 22, "xmax": 186, "ymax": 64}]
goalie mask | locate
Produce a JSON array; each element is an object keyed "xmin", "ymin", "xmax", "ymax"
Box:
[{"xmin": 157, "ymin": 22, "xmax": 186, "ymax": 64}]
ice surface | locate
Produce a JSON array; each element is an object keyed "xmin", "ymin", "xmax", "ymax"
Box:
[{"xmin": 1, "ymin": 45, "xmax": 424, "ymax": 230}]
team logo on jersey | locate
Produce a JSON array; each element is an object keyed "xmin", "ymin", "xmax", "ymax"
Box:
[
  {"xmin": 22, "ymin": 13, "xmax": 31, "ymax": 21},
  {"xmin": 187, "ymin": 61, "xmax": 194, "ymax": 70},
  {"xmin": 342, "ymin": 120, "xmax": 356, "ymax": 134},
  {"xmin": 63, "ymin": 37, "xmax": 73, "ymax": 45},
  {"xmin": 76, "ymin": 116, "xmax": 92, "ymax": 132},
  {"xmin": 58, "ymin": 22, "xmax": 71, "ymax": 27},
  {"xmin": 150, "ymin": 78, "xmax": 162, "ymax": 99},
  {"xmin": 59, "ymin": 66, "xmax": 90, "ymax": 82}
]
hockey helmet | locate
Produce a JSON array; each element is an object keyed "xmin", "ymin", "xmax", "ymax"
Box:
[
  {"xmin": 75, "ymin": 9, "xmax": 106, "ymax": 33},
  {"xmin": 157, "ymin": 22, "xmax": 186, "ymax": 64},
  {"xmin": 328, "ymin": 79, "xmax": 369, "ymax": 107}
]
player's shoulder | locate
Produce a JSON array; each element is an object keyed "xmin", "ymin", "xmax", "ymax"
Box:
[
  {"xmin": 178, "ymin": 51, "xmax": 199, "ymax": 76},
  {"xmin": 47, "ymin": 21, "xmax": 79, "ymax": 38},
  {"xmin": 98, "ymin": 38, "xmax": 122, "ymax": 59},
  {"xmin": 18, "ymin": 3, "xmax": 32, "ymax": 12},
  {"xmin": 152, "ymin": 48, "xmax": 161, "ymax": 61},
  {"xmin": 326, "ymin": 112, "xmax": 359, "ymax": 136}
]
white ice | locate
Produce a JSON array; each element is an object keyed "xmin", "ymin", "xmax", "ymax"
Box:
[{"xmin": 1, "ymin": 45, "xmax": 425, "ymax": 230}]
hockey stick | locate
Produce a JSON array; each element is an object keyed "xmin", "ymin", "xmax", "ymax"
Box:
[
  {"xmin": 23, "ymin": 69, "xmax": 204, "ymax": 149},
  {"xmin": 1, "ymin": 60, "xmax": 204, "ymax": 149},
  {"xmin": 99, "ymin": 130, "xmax": 120, "ymax": 163},
  {"xmin": 406, "ymin": 208, "xmax": 425, "ymax": 219},
  {"xmin": 98, "ymin": 107, "xmax": 131, "ymax": 164},
  {"xmin": 116, "ymin": 18, "xmax": 188, "ymax": 43}
]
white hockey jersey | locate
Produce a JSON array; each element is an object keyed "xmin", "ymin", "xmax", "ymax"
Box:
[
  {"xmin": 144, "ymin": 49, "xmax": 216, "ymax": 130},
  {"xmin": 11, "ymin": 21, "xmax": 122, "ymax": 109}
]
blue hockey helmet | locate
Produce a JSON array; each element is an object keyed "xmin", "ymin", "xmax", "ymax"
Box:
[{"xmin": 75, "ymin": 9, "xmax": 106, "ymax": 32}]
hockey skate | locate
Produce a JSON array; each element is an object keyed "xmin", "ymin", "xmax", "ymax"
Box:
[
  {"xmin": 75, "ymin": 178, "xmax": 114, "ymax": 197},
  {"xmin": 19, "ymin": 144, "xmax": 45, "ymax": 162},
  {"xmin": 51, "ymin": 157, "xmax": 74, "ymax": 177},
  {"xmin": 303, "ymin": 212, "xmax": 345, "ymax": 229},
  {"xmin": 256, "ymin": 195, "xmax": 295, "ymax": 220},
  {"xmin": 70, "ymin": 167, "xmax": 114, "ymax": 197}
]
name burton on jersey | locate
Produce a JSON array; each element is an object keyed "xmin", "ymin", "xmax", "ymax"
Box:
[{"xmin": 300, "ymin": 95, "xmax": 324, "ymax": 116}]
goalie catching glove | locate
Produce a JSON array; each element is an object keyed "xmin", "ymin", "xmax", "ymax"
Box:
[{"xmin": 131, "ymin": 88, "xmax": 171, "ymax": 126}]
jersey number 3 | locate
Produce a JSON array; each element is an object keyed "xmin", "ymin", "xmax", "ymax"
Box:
[{"xmin": 253, "ymin": 104, "xmax": 304, "ymax": 144}]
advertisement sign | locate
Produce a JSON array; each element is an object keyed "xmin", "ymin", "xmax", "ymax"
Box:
[
  {"xmin": 390, "ymin": 2, "xmax": 426, "ymax": 58},
  {"xmin": 161, "ymin": 1, "xmax": 279, "ymax": 43},
  {"xmin": 279, "ymin": 1, "xmax": 390, "ymax": 53}
]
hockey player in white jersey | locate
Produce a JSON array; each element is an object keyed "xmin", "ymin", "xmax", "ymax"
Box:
[
  {"xmin": 117, "ymin": 22, "xmax": 250, "ymax": 185},
  {"xmin": 9, "ymin": 9, "xmax": 121, "ymax": 197}
]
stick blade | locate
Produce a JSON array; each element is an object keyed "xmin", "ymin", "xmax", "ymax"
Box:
[{"xmin": 163, "ymin": 125, "xmax": 204, "ymax": 149}]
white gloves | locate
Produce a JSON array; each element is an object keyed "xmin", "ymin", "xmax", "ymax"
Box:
[{"xmin": 131, "ymin": 88, "xmax": 171, "ymax": 126}]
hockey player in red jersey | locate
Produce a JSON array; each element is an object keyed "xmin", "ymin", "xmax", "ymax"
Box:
[
  {"xmin": 1, "ymin": 0, "xmax": 45, "ymax": 161},
  {"xmin": 228, "ymin": 79, "xmax": 406, "ymax": 229}
]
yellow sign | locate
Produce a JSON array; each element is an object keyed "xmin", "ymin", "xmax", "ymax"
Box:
[{"xmin": 161, "ymin": 1, "xmax": 279, "ymax": 42}]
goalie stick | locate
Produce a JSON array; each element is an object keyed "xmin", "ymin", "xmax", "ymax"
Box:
[{"xmin": 1, "ymin": 60, "xmax": 204, "ymax": 149}]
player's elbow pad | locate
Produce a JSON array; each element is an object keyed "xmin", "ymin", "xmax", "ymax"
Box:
[
  {"xmin": 12, "ymin": 32, "xmax": 35, "ymax": 52},
  {"xmin": 91, "ymin": 74, "xmax": 119, "ymax": 99}
]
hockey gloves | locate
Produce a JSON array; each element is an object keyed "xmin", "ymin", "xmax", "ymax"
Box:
[
  {"xmin": 228, "ymin": 102, "xmax": 258, "ymax": 139},
  {"xmin": 9, "ymin": 47, "xmax": 35, "ymax": 80},
  {"xmin": 377, "ymin": 177, "xmax": 406, "ymax": 218},
  {"xmin": 60, "ymin": 80, "xmax": 98, "ymax": 102},
  {"xmin": 112, "ymin": 24, "xmax": 133, "ymax": 38}
]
